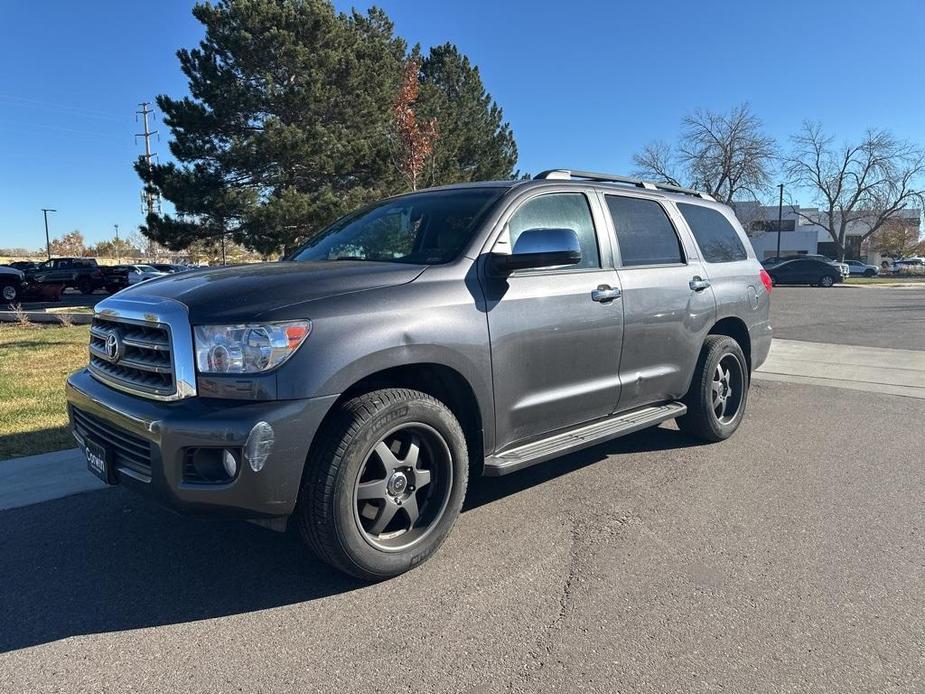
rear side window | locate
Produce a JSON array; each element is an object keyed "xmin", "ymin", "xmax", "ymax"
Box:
[
  {"xmin": 678, "ymin": 203, "xmax": 747, "ymax": 263},
  {"xmin": 507, "ymin": 193, "xmax": 600, "ymax": 269},
  {"xmin": 606, "ymin": 195, "xmax": 684, "ymax": 267}
]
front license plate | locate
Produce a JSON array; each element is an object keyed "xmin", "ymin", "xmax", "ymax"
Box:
[{"xmin": 85, "ymin": 439, "xmax": 113, "ymax": 484}]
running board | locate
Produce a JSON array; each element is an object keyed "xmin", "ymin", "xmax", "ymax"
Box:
[{"xmin": 483, "ymin": 402, "xmax": 686, "ymax": 476}]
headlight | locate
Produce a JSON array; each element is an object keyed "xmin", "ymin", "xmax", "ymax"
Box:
[{"xmin": 194, "ymin": 321, "xmax": 311, "ymax": 374}]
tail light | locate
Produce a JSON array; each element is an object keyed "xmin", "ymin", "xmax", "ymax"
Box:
[{"xmin": 759, "ymin": 269, "xmax": 773, "ymax": 294}]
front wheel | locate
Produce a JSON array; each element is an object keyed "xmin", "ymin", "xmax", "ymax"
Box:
[
  {"xmin": 77, "ymin": 278, "xmax": 94, "ymax": 294},
  {"xmin": 1, "ymin": 282, "xmax": 19, "ymax": 302},
  {"xmin": 819, "ymin": 275, "xmax": 835, "ymax": 287},
  {"xmin": 676, "ymin": 335, "xmax": 749, "ymax": 442},
  {"xmin": 296, "ymin": 388, "xmax": 469, "ymax": 581},
  {"xmin": 864, "ymin": 269, "xmax": 876, "ymax": 277}
]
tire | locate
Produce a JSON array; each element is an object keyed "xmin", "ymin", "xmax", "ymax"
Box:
[
  {"xmin": 864, "ymin": 269, "xmax": 875, "ymax": 277},
  {"xmin": 676, "ymin": 335, "xmax": 749, "ymax": 443},
  {"xmin": 77, "ymin": 278, "xmax": 94, "ymax": 295},
  {"xmin": 296, "ymin": 388, "xmax": 469, "ymax": 581},
  {"xmin": 819, "ymin": 275, "xmax": 835, "ymax": 287},
  {"xmin": 1, "ymin": 282, "xmax": 19, "ymax": 303}
]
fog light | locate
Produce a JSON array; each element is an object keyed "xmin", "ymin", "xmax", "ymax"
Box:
[
  {"xmin": 222, "ymin": 449, "xmax": 238, "ymax": 478},
  {"xmin": 245, "ymin": 421, "xmax": 274, "ymax": 472}
]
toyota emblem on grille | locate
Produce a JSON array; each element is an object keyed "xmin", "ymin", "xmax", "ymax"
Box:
[{"xmin": 105, "ymin": 330, "xmax": 125, "ymax": 363}]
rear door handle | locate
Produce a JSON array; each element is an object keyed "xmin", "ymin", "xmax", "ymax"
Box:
[
  {"xmin": 591, "ymin": 285, "xmax": 621, "ymax": 302},
  {"xmin": 689, "ymin": 276, "xmax": 711, "ymax": 292}
]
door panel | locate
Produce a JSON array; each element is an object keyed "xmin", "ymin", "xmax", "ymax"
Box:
[
  {"xmin": 602, "ymin": 193, "xmax": 715, "ymax": 413},
  {"xmin": 615, "ymin": 264, "xmax": 714, "ymax": 411},
  {"xmin": 481, "ymin": 190, "xmax": 623, "ymax": 451},
  {"xmin": 483, "ymin": 269, "xmax": 623, "ymax": 450}
]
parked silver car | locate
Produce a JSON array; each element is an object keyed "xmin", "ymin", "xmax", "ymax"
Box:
[{"xmin": 844, "ymin": 260, "xmax": 879, "ymax": 277}]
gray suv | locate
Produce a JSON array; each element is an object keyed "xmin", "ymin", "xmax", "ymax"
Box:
[{"xmin": 66, "ymin": 169, "xmax": 772, "ymax": 580}]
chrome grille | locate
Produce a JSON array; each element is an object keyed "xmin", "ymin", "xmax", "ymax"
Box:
[
  {"xmin": 71, "ymin": 406, "xmax": 153, "ymax": 480},
  {"xmin": 89, "ymin": 315, "xmax": 176, "ymax": 398}
]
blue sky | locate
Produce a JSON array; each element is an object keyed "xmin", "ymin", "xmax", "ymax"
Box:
[{"xmin": 1, "ymin": 0, "xmax": 923, "ymax": 249}]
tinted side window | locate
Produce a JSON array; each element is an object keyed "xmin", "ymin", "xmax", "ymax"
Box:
[
  {"xmin": 606, "ymin": 196, "xmax": 683, "ymax": 267},
  {"xmin": 677, "ymin": 203, "xmax": 747, "ymax": 263},
  {"xmin": 508, "ymin": 193, "xmax": 600, "ymax": 269}
]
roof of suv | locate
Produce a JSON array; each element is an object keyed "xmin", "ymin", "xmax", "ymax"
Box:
[{"xmin": 422, "ymin": 169, "xmax": 725, "ymax": 209}]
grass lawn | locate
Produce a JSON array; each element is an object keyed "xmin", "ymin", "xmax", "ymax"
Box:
[
  {"xmin": 844, "ymin": 277, "xmax": 925, "ymax": 285},
  {"xmin": 0, "ymin": 323, "xmax": 89, "ymax": 459}
]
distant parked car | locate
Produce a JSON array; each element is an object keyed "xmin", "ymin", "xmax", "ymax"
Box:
[
  {"xmin": 763, "ymin": 254, "xmax": 849, "ymax": 280},
  {"xmin": 0, "ymin": 265, "xmax": 25, "ymax": 302},
  {"xmin": 9, "ymin": 261, "xmax": 40, "ymax": 272},
  {"xmin": 126, "ymin": 264, "xmax": 169, "ymax": 285},
  {"xmin": 765, "ymin": 257, "xmax": 843, "ymax": 287},
  {"xmin": 844, "ymin": 260, "xmax": 879, "ymax": 277},
  {"xmin": 29, "ymin": 257, "xmax": 107, "ymax": 294},
  {"xmin": 101, "ymin": 265, "xmax": 134, "ymax": 294},
  {"xmin": 891, "ymin": 257, "xmax": 925, "ymax": 274},
  {"xmin": 149, "ymin": 263, "xmax": 187, "ymax": 273}
]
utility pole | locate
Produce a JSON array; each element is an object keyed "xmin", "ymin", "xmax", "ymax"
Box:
[
  {"xmin": 114, "ymin": 224, "xmax": 121, "ymax": 263},
  {"xmin": 136, "ymin": 102, "xmax": 159, "ymax": 218},
  {"xmin": 776, "ymin": 183, "xmax": 784, "ymax": 259},
  {"xmin": 41, "ymin": 208, "xmax": 56, "ymax": 260}
]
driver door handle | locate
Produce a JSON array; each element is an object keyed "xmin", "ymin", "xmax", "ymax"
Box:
[
  {"xmin": 591, "ymin": 285, "xmax": 621, "ymax": 303},
  {"xmin": 689, "ymin": 276, "xmax": 711, "ymax": 292}
]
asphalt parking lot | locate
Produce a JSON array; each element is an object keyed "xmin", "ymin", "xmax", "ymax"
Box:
[
  {"xmin": 1, "ymin": 286, "xmax": 923, "ymax": 693},
  {"xmin": 770, "ymin": 285, "xmax": 925, "ymax": 350}
]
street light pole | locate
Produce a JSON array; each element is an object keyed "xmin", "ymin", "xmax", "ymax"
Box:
[
  {"xmin": 41, "ymin": 208, "xmax": 57, "ymax": 260},
  {"xmin": 775, "ymin": 184, "xmax": 784, "ymax": 259}
]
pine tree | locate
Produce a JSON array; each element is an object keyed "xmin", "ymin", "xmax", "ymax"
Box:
[
  {"xmin": 138, "ymin": 1, "xmax": 519, "ymax": 256},
  {"xmin": 418, "ymin": 43, "xmax": 519, "ymax": 186},
  {"xmin": 137, "ymin": 1, "xmax": 406, "ymax": 256}
]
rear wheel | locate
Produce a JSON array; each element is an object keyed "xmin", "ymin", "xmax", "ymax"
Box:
[
  {"xmin": 819, "ymin": 275, "xmax": 835, "ymax": 287},
  {"xmin": 676, "ymin": 335, "xmax": 748, "ymax": 442},
  {"xmin": 296, "ymin": 388, "xmax": 468, "ymax": 581}
]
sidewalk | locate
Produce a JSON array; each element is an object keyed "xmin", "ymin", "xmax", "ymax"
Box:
[
  {"xmin": 755, "ymin": 338, "xmax": 925, "ymax": 399},
  {"xmin": 0, "ymin": 448, "xmax": 105, "ymax": 511}
]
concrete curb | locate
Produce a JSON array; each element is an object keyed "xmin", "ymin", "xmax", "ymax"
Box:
[
  {"xmin": 0, "ymin": 310, "xmax": 93, "ymax": 324},
  {"xmin": 0, "ymin": 448, "xmax": 107, "ymax": 511}
]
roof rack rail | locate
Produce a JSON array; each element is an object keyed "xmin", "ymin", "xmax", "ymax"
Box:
[{"xmin": 533, "ymin": 169, "xmax": 715, "ymax": 201}]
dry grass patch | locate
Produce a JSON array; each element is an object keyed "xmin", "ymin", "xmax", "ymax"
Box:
[{"xmin": 0, "ymin": 323, "xmax": 89, "ymax": 459}]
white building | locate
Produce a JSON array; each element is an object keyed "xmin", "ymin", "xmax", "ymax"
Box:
[{"xmin": 736, "ymin": 202, "xmax": 921, "ymax": 262}]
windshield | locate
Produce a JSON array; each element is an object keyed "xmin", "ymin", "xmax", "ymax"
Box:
[{"xmin": 290, "ymin": 187, "xmax": 505, "ymax": 265}]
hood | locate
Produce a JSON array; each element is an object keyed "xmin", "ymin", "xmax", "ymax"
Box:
[{"xmin": 119, "ymin": 260, "xmax": 425, "ymax": 323}]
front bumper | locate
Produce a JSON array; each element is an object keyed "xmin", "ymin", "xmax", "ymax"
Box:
[{"xmin": 66, "ymin": 368, "xmax": 338, "ymax": 518}]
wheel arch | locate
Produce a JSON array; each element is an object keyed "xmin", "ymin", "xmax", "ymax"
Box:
[
  {"xmin": 308, "ymin": 361, "xmax": 487, "ymax": 477},
  {"xmin": 707, "ymin": 316, "xmax": 752, "ymax": 373}
]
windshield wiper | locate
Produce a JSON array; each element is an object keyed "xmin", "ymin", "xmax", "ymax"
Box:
[{"xmin": 328, "ymin": 255, "xmax": 369, "ymax": 261}]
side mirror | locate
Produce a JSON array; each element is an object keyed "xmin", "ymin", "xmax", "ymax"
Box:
[{"xmin": 490, "ymin": 227, "xmax": 582, "ymax": 273}]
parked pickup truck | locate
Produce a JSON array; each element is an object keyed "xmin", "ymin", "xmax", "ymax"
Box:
[
  {"xmin": 0, "ymin": 265, "xmax": 25, "ymax": 302},
  {"xmin": 66, "ymin": 169, "xmax": 773, "ymax": 580},
  {"xmin": 29, "ymin": 257, "xmax": 106, "ymax": 294}
]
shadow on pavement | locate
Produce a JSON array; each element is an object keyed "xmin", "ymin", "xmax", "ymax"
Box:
[
  {"xmin": 0, "ymin": 424, "xmax": 700, "ymax": 653},
  {"xmin": 0, "ymin": 426, "xmax": 76, "ymax": 462}
]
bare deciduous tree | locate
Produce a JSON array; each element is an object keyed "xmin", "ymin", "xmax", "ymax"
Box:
[
  {"xmin": 633, "ymin": 103, "xmax": 776, "ymax": 205},
  {"xmin": 784, "ymin": 122, "xmax": 924, "ymax": 260}
]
